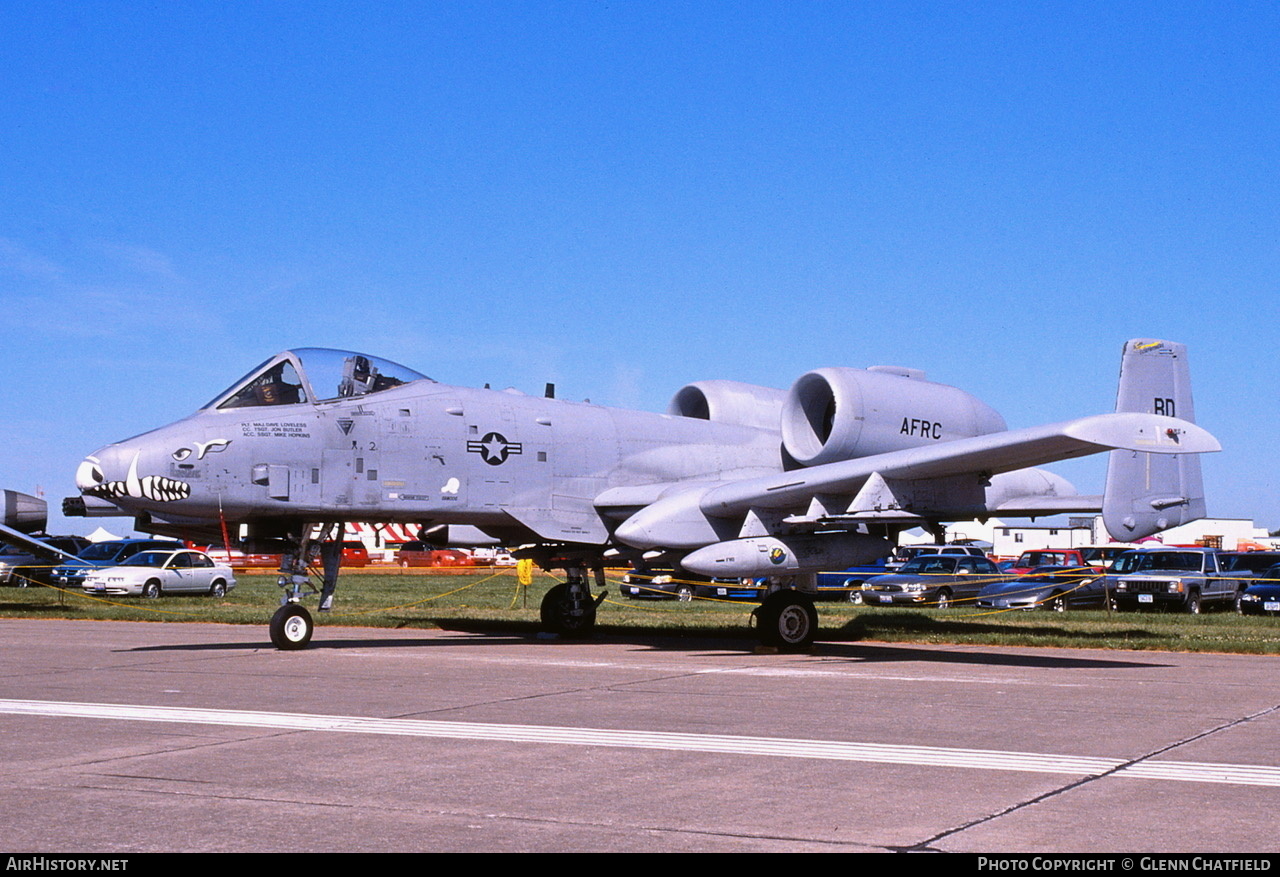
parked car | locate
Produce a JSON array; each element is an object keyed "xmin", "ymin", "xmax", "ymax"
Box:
[
  {"xmin": 338, "ymin": 541, "xmax": 369, "ymax": 567},
  {"xmin": 199, "ymin": 549, "xmax": 283, "ymax": 569},
  {"xmin": 619, "ymin": 569, "xmax": 761, "ymax": 601},
  {"xmin": 1236, "ymin": 564, "xmax": 1280, "ymax": 616},
  {"xmin": 0, "ymin": 536, "xmax": 91, "ymax": 586},
  {"xmin": 1003, "ymin": 549, "xmax": 1098, "ymax": 577},
  {"xmin": 886, "ymin": 544, "xmax": 987, "ymax": 571},
  {"xmin": 81, "ymin": 548, "xmax": 236, "ymax": 598},
  {"xmin": 862, "ymin": 555, "xmax": 1007, "ymax": 608},
  {"xmin": 1218, "ymin": 551, "xmax": 1280, "ymax": 577},
  {"xmin": 815, "ymin": 559, "xmax": 890, "ymax": 603},
  {"xmin": 976, "ymin": 566, "xmax": 1110, "ymax": 611},
  {"xmin": 1078, "ymin": 544, "xmax": 1142, "ymax": 569},
  {"xmin": 51, "ymin": 539, "xmax": 183, "ymax": 589},
  {"xmin": 198, "ymin": 541, "xmax": 287, "ymax": 569},
  {"xmin": 396, "ymin": 543, "xmax": 475, "ymax": 567},
  {"xmin": 620, "ymin": 569, "xmax": 688, "ymax": 600},
  {"xmin": 1105, "ymin": 547, "xmax": 1248, "ymax": 614}
]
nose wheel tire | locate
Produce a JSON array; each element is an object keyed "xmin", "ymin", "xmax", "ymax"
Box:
[
  {"xmin": 753, "ymin": 591, "xmax": 818, "ymax": 651},
  {"xmin": 270, "ymin": 604, "xmax": 314, "ymax": 650}
]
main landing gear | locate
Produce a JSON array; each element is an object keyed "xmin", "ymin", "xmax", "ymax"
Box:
[
  {"xmin": 752, "ymin": 589, "xmax": 819, "ymax": 652},
  {"xmin": 539, "ymin": 564, "xmax": 606, "ymax": 638}
]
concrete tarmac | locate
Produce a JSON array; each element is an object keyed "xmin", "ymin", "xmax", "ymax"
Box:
[{"xmin": 0, "ymin": 617, "xmax": 1277, "ymax": 853}]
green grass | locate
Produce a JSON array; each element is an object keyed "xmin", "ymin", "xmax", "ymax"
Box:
[{"xmin": 5, "ymin": 569, "xmax": 1280, "ymax": 654}]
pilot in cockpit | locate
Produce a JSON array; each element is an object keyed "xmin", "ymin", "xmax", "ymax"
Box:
[{"xmin": 222, "ymin": 361, "xmax": 307, "ymax": 408}]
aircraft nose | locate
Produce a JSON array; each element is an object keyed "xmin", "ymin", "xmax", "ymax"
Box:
[
  {"xmin": 75, "ymin": 442, "xmax": 192, "ymax": 504},
  {"xmin": 75, "ymin": 453, "xmax": 107, "ymax": 493}
]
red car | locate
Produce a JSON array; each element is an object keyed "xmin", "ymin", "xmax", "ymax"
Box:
[
  {"xmin": 1004, "ymin": 549, "xmax": 1098, "ymax": 577},
  {"xmin": 338, "ymin": 541, "xmax": 369, "ymax": 567},
  {"xmin": 395, "ymin": 543, "xmax": 473, "ymax": 567}
]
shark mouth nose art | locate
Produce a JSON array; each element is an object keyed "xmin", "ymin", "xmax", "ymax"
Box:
[{"xmin": 77, "ymin": 453, "xmax": 192, "ymax": 503}]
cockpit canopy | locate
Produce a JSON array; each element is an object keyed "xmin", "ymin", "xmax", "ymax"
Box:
[{"xmin": 204, "ymin": 349, "xmax": 432, "ymax": 410}]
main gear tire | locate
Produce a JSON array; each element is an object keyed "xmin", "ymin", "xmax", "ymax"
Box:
[
  {"xmin": 753, "ymin": 591, "xmax": 818, "ymax": 652},
  {"xmin": 540, "ymin": 583, "xmax": 597, "ymax": 637}
]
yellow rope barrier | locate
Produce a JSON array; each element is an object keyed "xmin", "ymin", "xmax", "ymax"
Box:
[{"xmin": 324, "ymin": 570, "xmax": 511, "ymax": 618}]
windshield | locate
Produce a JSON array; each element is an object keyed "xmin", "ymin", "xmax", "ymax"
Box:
[
  {"xmin": 206, "ymin": 349, "xmax": 431, "ymax": 410},
  {"xmin": 78, "ymin": 542, "xmax": 127, "ymax": 561},
  {"xmin": 122, "ymin": 551, "xmax": 172, "ymax": 568},
  {"xmin": 899, "ymin": 556, "xmax": 958, "ymax": 574},
  {"xmin": 1112, "ymin": 551, "xmax": 1202, "ymax": 573},
  {"xmin": 218, "ymin": 360, "xmax": 308, "ymax": 408},
  {"xmin": 1018, "ymin": 551, "xmax": 1071, "ymax": 566}
]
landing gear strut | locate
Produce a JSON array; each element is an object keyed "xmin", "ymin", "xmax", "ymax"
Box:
[{"xmin": 269, "ymin": 523, "xmax": 341, "ymax": 651}]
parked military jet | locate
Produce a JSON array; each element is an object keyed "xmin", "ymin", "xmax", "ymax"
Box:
[{"xmin": 49, "ymin": 339, "xmax": 1215, "ymax": 651}]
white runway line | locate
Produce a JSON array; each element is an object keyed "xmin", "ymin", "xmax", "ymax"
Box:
[{"xmin": 1, "ymin": 698, "xmax": 1274, "ymax": 788}]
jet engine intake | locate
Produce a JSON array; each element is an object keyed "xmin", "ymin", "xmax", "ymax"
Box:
[
  {"xmin": 780, "ymin": 367, "xmax": 1007, "ymax": 467},
  {"xmin": 667, "ymin": 381, "xmax": 786, "ymax": 433}
]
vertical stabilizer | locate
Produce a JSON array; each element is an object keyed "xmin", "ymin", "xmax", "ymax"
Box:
[{"xmin": 1102, "ymin": 339, "xmax": 1206, "ymax": 540}]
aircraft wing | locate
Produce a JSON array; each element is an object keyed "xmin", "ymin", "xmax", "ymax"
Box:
[
  {"xmin": 701, "ymin": 413, "xmax": 1216, "ymax": 514},
  {"xmin": 991, "ymin": 494, "xmax": 1103, "ymax": 516},
  {"xmin": 613, "ymin": 413, "xmax": 1218, "ymax": 550}
]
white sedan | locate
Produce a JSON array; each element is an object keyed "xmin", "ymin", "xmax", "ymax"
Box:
[{"xmin": 82, "ymin": 549, "xmax": 236, "ymax": 598}]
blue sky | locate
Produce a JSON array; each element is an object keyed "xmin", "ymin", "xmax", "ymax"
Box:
[{"xmin": 3, "ymin": 2, "xmax": 1278, "ymax": 534}]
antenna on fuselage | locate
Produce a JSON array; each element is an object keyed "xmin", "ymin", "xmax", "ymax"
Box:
[{"xmin": 545, "ymin": 383, "xmax": 555, "ymax": 399}]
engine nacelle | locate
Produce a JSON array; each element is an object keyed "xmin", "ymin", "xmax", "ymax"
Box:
[
  {"xmin": 781, "ymin": 366, "xmax": 1006, "ymax": 467},
  {"xmin": 2, "ymin": 490, "xmax": 46, "ymax": 534},
  {"xmin": 667, "ymin": 380, "xmax": 786, "ymax": 432}
]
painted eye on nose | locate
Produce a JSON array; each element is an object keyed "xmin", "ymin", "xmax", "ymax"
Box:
[
  {"xmin": 75, "ymin": 459, "xmax": 104, "ymax": 490},
  {"xmin": 172, "ymin": 448, "xmax": 193, "ymax": 462}
]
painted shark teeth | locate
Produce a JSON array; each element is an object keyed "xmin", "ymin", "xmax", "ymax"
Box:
[
  {"xmin": 84, "ymin": 476, "xmax": 191, "ymax": 502},
  {"xmin": 139, "ymin": 475, "xmax": 191, "ymax": 502},
  {"xmin": 81, "ymin": 451, "xmax": 192, "ymax": 503}
]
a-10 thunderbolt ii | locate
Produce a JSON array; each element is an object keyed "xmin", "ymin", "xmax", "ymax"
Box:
[{"xmin": 56, "ymin": 338, "xmax": 1216, "ymax": 651}]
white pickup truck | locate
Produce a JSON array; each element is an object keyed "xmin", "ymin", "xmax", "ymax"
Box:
[{"xmin": 1105, "ymin": 547, "xmax": 1250, "ymax": 614}]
